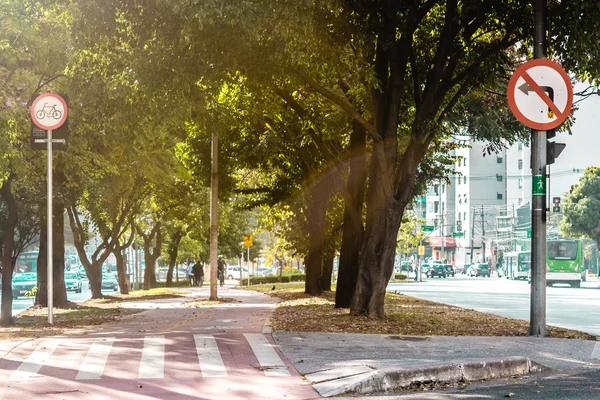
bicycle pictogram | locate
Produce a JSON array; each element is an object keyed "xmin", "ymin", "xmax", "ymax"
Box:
[{"xmin": 35, "ymin": 103, "xmax": 63, "ymax": 120}]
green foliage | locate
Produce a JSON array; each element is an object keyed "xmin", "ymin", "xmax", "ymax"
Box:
[
  {"xmin": 394, "ymin": 274, "xmax": 408, "ymax": 281},
  {"xmin": 242, "ymin": 273, "xmax": 306, "ymax": 285},
  {"xmin": 560, "ymin": 166, "xmax": 600, "ymax": 245}
]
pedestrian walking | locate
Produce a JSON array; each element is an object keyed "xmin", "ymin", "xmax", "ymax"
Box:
[
  {"xmin": 217, "ymin": 256, "xmax": 226, "ymax": 287},
  {"xmin": 414, "ymin": 265, "xmax": 419, "ymax": 281},
  {"xmin": 187, "ymin": 262, "xmax": 194, "ymax": 286},
  {"xmin": 193, "ymin": 261, "xmax": 204, "ymax": 287}
]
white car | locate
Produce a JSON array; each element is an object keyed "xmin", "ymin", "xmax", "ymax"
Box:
[{"xmin": 226, "ymin": 266, "xmax": 250, "ymax": 280}]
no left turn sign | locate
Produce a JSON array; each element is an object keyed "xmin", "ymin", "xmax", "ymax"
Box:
[
  {"xmin": 30, "ymin": 93, "xmax": 68, "ymax": 131},
  {"xmin": 507, "ymin": 59, "xmax": 573, "ymax": 131}
]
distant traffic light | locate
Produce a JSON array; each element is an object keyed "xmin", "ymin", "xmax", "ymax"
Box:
[
  {"xmin": 552, "ymin": 197, "xmax": 561, "ymax": 212},
  {"xmin": 456, "ymin": 220, "xmax": 462, "ymax": 232}
]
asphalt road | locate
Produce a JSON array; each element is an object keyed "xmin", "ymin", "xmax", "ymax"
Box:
[
  {"xmin": 6, "ymin": 278, "xmax": 120, "ymax": 316},
  {"xmin": 388, "ymin": 275, "xmax": 600, "ymax": 336}
]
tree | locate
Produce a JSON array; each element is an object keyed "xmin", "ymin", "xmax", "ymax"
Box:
[{"xmin": 560, "ymin": 167, "xmax": 600, "ymax": 246}]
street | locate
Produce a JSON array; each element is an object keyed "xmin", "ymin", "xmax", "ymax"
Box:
[
  {"xmin": 388, "ymin": 275, "xmax": 600, "ymax": 336},
  {"xmin": 6, "ymin": 282, "xmax": 120, "ymax": 316}
]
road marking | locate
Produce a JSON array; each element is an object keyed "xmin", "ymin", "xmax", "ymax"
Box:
[
  {"xmin": 9, "ymin": 339, "xmax": 61, "ymax": 381},
  {"xmin": 194, "ymin": 334, "xmax": 227, "ymax": 377},
  {"xmin": 243, "ymin": 333, "xmax": 290, "ymax": 376},
  {"xmin": 592, "ymin": 343, "xmax": 600, "ymax": 359},
  {"xmin": 138, "ymin": 336, "xmax": 165, "ymax": 379},
  {"xmin": 76, "ymin": 337, "xmax": 115, "ymax": 380}
]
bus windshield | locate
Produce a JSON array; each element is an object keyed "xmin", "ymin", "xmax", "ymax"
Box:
[{"xmin": 548, "ymin": 241, "xmax": 579, "ymax": 260}]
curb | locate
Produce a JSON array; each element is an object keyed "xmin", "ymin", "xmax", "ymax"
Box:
[{"xmin": 309, "ymin": 357, "xmax": 546, "ymax": 397}]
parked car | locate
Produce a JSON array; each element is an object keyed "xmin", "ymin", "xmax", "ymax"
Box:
[
  {"xmin": 11, "ymin": 273, "xmax": 37, "ymax": 299},
  {"xmin": 442, "ymin": 264, "xmax": 455, "ymax": 277},
  {"xmin": 101, "ymin": 273, "xmax": 119, "ymax": 291},
  {"xmin": 64, "ymin": 272, "xmax": 83, "ymax": 293},
  {"xmin": 78, "ymin": 265, "xmax": 88, "ymax": 280},
  {"xmin": 468, "ymin": 263, "xmax": 491, "ymax": 277},
  {"xmin": 400, "ymin": 261, "xmax": 413, "ymax": 273},
  {"xmin": 226, "ymin": 265, "xmax": 250, "ymax": 280},
  {"xmin": 426, "ymin": 265, "xmax": 447, "ymax": 278}
]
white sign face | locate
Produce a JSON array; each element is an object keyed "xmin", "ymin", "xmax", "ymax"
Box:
[
  {"xmin": 30, "ymin": 93, "xmax": 68, "ymax": 131},
  {"xmin": 507, "ymin": 59, "xmax": 573, "ymax": 131}
]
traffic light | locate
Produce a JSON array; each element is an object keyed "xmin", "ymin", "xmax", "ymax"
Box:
[
  {"xmin": 552, "ymin": 197, "xmax": 561, "ymax": 212},
  {"xmin": 547, "ymin": 141, "xmax": 566, "ymax": 165},
  {"xmin": 456, "ymin": 220, "xmax": 462, "ymax": 232}
]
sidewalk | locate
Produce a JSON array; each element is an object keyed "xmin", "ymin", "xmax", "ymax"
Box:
[{"xmin": 273, "ymin": 332, "xmax": 600, "ymax": 397}]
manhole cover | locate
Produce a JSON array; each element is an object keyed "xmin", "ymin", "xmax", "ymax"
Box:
[{"xmin": 386, "ymin": 335, "xmax": 430, "ymax": 341}]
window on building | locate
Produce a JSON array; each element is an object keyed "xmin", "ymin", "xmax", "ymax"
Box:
[
  {"xmin": 497, "ymin": 192, "xmax": 503, "ymax": 200},
  {"xmin": 518, "ymin": 142, "xmax": 523, "ymax": 151},
  {"xmin": 459, "ymin": 199, "xmax": 462, "ymax": 204},
  {"xmin": 463, "ymin": 158, "xmax": 467, "ymax": 166},
  {"xmin": 463, "ymin": 176, "xmax": 467, "ymax": 184},
  {"xmin": 442, "ymin": 185, "xmax": 444, "ymax": 193},
  {"xmin": 518, "ymin": 198, "xmax": 522, "ymax": 205},
  {"xmin": 518, "ymin": 159, "xmax": 523, "ymax": 170},
  {"xmin": 458, "ymin": 177, "xmax": 461, "ymax": 185},
  {"xmin": 463, "ymin": 212, "xmax": 467, "ymax": 220},
  {"xmin": 497, "ymin": 157, "xmax": 503, "ymax": 163},
  {"xmin": 434, "ymin": 202, "xmax": 439, "ymax": 213},
  {"xmin": 496, "ymin": 174, "xmax": 503, "ymax": 182},
  {"xmin": 518, "ymin": 178, "xmax": 523, "ymax": 188}
]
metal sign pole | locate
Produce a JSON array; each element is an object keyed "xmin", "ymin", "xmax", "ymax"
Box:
[{"xmin": 47, "ymin": 129, "xmax": 53, "ymax": 324}]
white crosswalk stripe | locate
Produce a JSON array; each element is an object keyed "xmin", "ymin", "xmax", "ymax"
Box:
[
  {"xmin": 138, "ymin": 335, "xmax": 165, "ymax": 379},
  {"xmin": 1, "ymin": 334, "xmax": 291, "ymax": 381},
  {"xmin": 76, "ymin": 337, "xmax": 115, "ymax": 380},
  {"xmin": 194, "ymin": 334, "xmax": 227, "ymax": 377},
  {"xmin": 244, "ymin": 333, "xmax": 291, "ymax": 376},
  {"xmin": 9, "ymin": 339, "xmax": 62, "ymax": 381}
]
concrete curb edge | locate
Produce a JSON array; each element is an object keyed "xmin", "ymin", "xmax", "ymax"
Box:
[{"xmin": 318, "ymin": 356, "xmax": 547, "ymax": 397}]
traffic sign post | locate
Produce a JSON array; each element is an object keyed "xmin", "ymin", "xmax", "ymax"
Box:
[
  {"xmin": 30, "ymin": 93, "xmax": 68, "ymax": 325},
  {"xmin": 421, "ymin": 225, "xmax": 434, "ymax": 232}
]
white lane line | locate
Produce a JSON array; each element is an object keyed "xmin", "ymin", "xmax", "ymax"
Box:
[
  {"xmin": 76, "ymin": 337, "xmax": 115, "ymax": 380},
  {"xmin": 194, "ymin": 334, "xmax": 227, "ymax": 377},
  {"xmin": 9, "ymin": 339, "xmax": 62, "ymax": 381},
  {"xmin": 592, "ymin": 342, "xmax": 600, "ymax": 359},
  {"xmin": 138, "ymin": 336, "xmax": 165, "ymax": 379},
  {"xmin": 243, "ymin": 333, "xmax": 290, "ymax": 377}
]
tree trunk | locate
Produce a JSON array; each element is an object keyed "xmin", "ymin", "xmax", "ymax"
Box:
[
  {"xmin": 351, "ymin": 135, "xmax": 425, "ymax": 317},
  {"xmin": 0, "ymin": 177, "xmax": 17, "ymax": 326},
  {"xmin": 304, "ymin": 182, "xmax": 331, "ymax": 295},
  {"xmin": 114, "ymin": 249, "xmax": 129, "ymax": 295},
  {"xmin": 335, "ymin": 121, "xmax": 366, "ymax": 308},
  {"xmin": 166, "ymin": 229, "xmax": 183, "ymax": 287},
  {"xmin": 321, "ymin": 243, "xmax": 335, "ymax": 291},
  {"xmin": 88, "ymin": 264, "xmax": 103, "ymax": 298},
  {"xmin": 36, "ymin": 203, "xmax": 73, "ymax": 307}
]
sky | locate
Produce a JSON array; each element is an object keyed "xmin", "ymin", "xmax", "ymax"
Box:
[{"xmin": 548, "ymin": 82, "xmax": 600, "ymax": 198}]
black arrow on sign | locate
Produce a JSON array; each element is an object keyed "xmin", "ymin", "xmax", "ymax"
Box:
[{"xmin": 518, "ymin": 83, "xmax": 554, "ymax": 102}]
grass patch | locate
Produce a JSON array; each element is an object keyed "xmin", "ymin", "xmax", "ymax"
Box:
[
  {"xmin": 247, "ymin": 282, "xmax": 595, "ymax": 340},
  {"xmin": 0, "ymin": 300, "xmax": 143, "ymax": 340},
  {"xmin": 94, "ymin": 288, "xmax": 190, "ymax": 304}
]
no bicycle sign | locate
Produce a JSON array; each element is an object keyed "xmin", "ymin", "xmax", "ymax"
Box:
[{"xmin": 507, "ymin": 59, "xmax": 573, "ymax": 131}]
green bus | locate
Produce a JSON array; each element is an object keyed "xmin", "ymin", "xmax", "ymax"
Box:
[
  {"xmin": 16, "ymin": 251, "xmax": 39, "ymax": 274},
  {"xmin": 546, "ymin": 239, "xmax": 582, "ymax": 288},
  {"xmin": 504, "ymin": 251, "xmax": 531, "ymax": 280}
]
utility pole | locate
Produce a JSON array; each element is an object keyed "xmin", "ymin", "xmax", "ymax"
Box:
[
  {"xmin": 209, "ymin": 131, "xmax": 218, "ymax": 300},
  {"xmin": 481, "ymin": 205, "xmax": 486, "ymax": 261},
  {"xmin": 440, "ymin": 180, "xmax": 445, "ymax": 261},
  {"xmin": 529, "ymin": 0, "xmax": 547, "ymax": 337},
  {"xmin": 470, "ymin": 206, "xmax": 475, "ymax": 264}
]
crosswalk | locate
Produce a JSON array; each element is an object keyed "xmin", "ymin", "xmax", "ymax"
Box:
[{"xmin": 1, "ymin": 333, "xmax": 292, "ymax": 382}]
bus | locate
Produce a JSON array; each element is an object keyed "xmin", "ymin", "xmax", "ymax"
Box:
[
  {"xmin": 546, "ymin": 239, "xmax": 582, "ymax": 288},
  {"xmin": 16, "ymin": 251, "xmax": 39, "ymax": 274},
  {"xmin": 504, "ymin": 251, "xmax": 531, "ymax": 280}
]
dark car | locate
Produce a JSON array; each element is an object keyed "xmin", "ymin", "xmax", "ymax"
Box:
[
  {"xmin": 11, "ymin": 273, "xmax": 37, "ymax": 299},
  {"xmin": 468, "ymin": 263, "xmax": 490, "ymax": 277},
  {"xmin": 442, "ymin": 264, "xmax": 455, "ymax": 277},
  {"xmin": 427, "ymin": 265, "xmax": 447, "ymax": 278}
]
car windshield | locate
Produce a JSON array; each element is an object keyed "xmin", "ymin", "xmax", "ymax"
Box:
[
  {"xmin": 548, "ymin": 241, "xmax": 578, "ymax": 260},
  {"xmin": 65, "ymin": 273, "xmax": 79, "ymax": 280},
  {"xmin": 102, "ymin": 274, "xmax": 116, "ymax": 280},
  {"xmin": 479, "ymin": 264, "xmax": 489, "ymax": 269},
  {"xmin": 13, "ymin": 273, "xmax": 37, "ymax": 282}
]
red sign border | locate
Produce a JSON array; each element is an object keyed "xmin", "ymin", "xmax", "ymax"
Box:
[
  {"xmin": 30, "ymin": 93, "xmax": 68, "ymax": 131},
  {"xmin": 507, "ymin": 59, "xmax": 573, "ymax": 131}
]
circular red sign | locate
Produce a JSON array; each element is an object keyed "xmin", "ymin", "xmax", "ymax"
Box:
[
  {"xmin": 507, "ymin": 59, "xmax": 573, "ymax": 131},
  {"xmin": 30, "ymin": 93, "xmax": 68, "ymax": 131}
]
